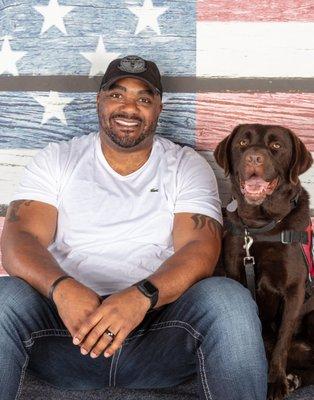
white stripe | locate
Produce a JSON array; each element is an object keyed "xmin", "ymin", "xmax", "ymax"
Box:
[
  {"xmin": 197, "ymin": 22, "xmax": 314, "ymax": 78},
  {"xmin": 1, "ymin": 149, "xmax": 314, "ymax": 210},
  {"xmin": 0, "ymin": 149, "xmax": 36, "ymax": 205}
]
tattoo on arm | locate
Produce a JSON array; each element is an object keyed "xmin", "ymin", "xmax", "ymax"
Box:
[
  {"xmin": 191, "ymin": 214, "xmax": 222, "ymax": 236},
  {"xmin": 7, "ymin": 200, "xmax": 34, "ymax": 222}
]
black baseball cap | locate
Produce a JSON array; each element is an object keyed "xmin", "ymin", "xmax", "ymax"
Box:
[{"xmin": 99, "ymin": 55, "xmax": 162, "ymax": 96}]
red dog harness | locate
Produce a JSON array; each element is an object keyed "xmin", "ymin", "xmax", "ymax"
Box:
[{"xmin": 301, "ymin": 222, "xmax": 314, "ymax": 281}]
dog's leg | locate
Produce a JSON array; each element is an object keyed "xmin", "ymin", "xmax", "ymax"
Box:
[
  {"xmin": 267, "ymin": 283, "xmax": 305, "ymax": 400},
  {"xmin": 286, "ymin": 333, "xmax": 314, "ymax": 389}
]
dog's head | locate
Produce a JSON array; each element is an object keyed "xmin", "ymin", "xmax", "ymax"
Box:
[{"xmin": 214, "ymin": 124, "xmax": 313, "ymax": 205}]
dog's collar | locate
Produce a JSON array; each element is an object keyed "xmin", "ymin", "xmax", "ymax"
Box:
[
  {"xmin": 224, "ymin": 192, "xmax": 307, "ymax": 244},
  {"xmin": 225, "ymin": 192, "xmax": 300, "ymax": 234}
]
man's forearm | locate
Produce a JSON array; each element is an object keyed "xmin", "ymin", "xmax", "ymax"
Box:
[
  {"xmin": 1, "ymin": 230, "xmax": 66, "ymax": 298},
  {"xmin": 148, "ymin": 238, "xmax": 221, "ymax": 308}
]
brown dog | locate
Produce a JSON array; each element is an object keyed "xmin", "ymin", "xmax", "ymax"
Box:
[{"xmin": 214, "ymin": 124, "xmax": 314, "ymax": 400}]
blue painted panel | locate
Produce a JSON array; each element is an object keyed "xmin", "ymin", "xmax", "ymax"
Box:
[
  {"xmin": 0, "ymin": 92, "xmax": 196, "ymax": 148},
  {"xmin": 0, "ymin": 0, "xmax": 195, "ymax": 76}
]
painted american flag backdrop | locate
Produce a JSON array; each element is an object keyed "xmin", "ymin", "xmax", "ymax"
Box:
[{"xmin": 0, "ymin": 0, "xmax": 314, "ymax": 275}]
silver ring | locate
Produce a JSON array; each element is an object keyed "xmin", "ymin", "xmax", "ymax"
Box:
[{"xmin": 104, "ymin": 329, "xmax": 115, "ymax": 339}]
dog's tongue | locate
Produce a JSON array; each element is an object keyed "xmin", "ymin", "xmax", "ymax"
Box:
[{"xmin": 244, "ymin": 177, "xmax": 269, "ymax": 194}]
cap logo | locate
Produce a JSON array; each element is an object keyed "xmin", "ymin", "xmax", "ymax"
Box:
[{"xmin": 118, "ymin": 56, "xmax": 147, "ymax": 74}]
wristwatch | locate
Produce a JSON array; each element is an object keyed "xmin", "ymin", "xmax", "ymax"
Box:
[{"xmin": 134, "ymin": 279, "xmax": 159, "ymax": 310}]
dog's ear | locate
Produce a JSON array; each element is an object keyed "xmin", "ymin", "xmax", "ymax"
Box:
[
  {"xmin": 288, "ymin": 130, "xmax": 313, "ymax": 185},
  {"xmin": 214, "ymin": 125, "xmax": 241, "ymax": 176}
]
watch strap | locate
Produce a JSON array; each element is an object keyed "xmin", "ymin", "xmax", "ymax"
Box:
[
  {"xmin": 48, "ymin": 275, "xmax": 74, "ymax": 304},
  {"xmin": 134, "ymin": 279, "xmax": 159, "ymax": 310}
]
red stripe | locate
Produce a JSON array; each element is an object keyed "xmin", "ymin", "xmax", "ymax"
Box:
[
  {"xmin": 196, "ymin": 92, "xmax": 314, "ymax": 151},
  {"xmin": 197, "ymin": 0, "xmax": 314, "ymax": 22},
  {"xmin": 0, "ymin": 217, "xmax": 7, "ymax": 276}
]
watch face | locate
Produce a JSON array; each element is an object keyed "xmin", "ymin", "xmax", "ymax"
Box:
[{"xmin": 142, "ymin": 280, "xmax": 157, "ymax": 295}]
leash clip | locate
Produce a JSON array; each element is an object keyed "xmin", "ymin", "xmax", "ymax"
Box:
[
  {"xmin": 243, "ymin": 229, "xmax": 256, "ymax": 300},
  {"xmin": 243, "ymin": 230, "xmax": 254, "ymax": 258}
]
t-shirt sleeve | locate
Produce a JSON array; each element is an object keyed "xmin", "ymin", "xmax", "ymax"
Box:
[
  {"xmin": 11, "ymin": 142, "xmax": 60, "ymax": 208},
  {"xmin": 174, "ymin": 149, "xmax": 223, "ymax": 225}
]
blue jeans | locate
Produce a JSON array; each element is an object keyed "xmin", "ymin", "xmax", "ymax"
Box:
[{"xmin": 0, "ymin": 276, "xmax": 267, "ymax": 400}]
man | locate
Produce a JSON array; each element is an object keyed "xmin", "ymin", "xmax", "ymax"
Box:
[{"xmin": 0, "ymin": 55, "xmax": 267, "ymax": 400}]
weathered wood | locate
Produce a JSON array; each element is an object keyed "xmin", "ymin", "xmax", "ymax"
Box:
[
  {"xmin": 0, "ymin": 149, "xmax": 35, "ymax": 205},
  {"xmin": 0, "ymin": 0, "xmax": 195, "ymax": 76},
  {"xmin": 197, "ymin": 0, "xmax": 314, "ymax": 22},
  {"xmin": 197, "ymin": 22, "xmax": 314, "ymax": 77},
  {"xmin": 196, "ymin": 92, "xmax": 314, "ymax": 151},
  {"xmin": 2, "ymin": 92, "xmax": 314, "ymax": 151},
  {"xmin": 0, "ymin": 92, "xmax": 196, "ymax": 148}
]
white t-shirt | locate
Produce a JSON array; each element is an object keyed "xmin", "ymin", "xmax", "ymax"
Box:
[{"xmin": 13, "ymin": 132, "xmax": 222, "ymax": 295}]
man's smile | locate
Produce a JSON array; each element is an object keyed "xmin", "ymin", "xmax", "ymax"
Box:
[{"xmin": 113, "ymin": 118, "xmax": 141, "ymax": 127}]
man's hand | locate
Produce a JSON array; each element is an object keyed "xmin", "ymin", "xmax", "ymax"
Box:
[
  {"xmin": 53, "ymin": 278, "xmax": 102, "ymax": 337},
  {"xmin": 72, "ymin": 286, "xmax": 151, "ymax": 359}
]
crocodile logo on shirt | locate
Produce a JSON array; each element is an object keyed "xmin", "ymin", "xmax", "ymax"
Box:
[{"xmin": 150, "ymin": 188, "xmax": 159, "ymax": 192}]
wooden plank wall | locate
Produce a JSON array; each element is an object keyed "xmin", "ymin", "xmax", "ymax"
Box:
[{"xmin": 0, "ymin": 0, "xmax": 314, "ymax": 274}]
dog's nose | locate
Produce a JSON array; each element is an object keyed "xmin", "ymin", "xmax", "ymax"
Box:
[{"xmin": 245, "ymin": 154, "xmax": 264, "ymax": 166}]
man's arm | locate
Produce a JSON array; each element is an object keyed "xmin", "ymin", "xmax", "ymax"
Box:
[
  {"xmin": 148, "ymin": 212, "xmax": 221, "ymax": 307},
  {"xmin": 73, "ymin": 212, "xmax": 221, "ymax": 358},
  {"xmin": 1, "ymin": 200, "xmax": 62, "ymax": 293},
  {"xmin": 1, "ymin": 200, "xmax": 102, "ymax": 335}
]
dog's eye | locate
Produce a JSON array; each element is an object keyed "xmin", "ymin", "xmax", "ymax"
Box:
[
  {"xmin": 270, "ymin": 142, "xmax": 281, "ymax": 149},
  {"xmin": 239, "ymin": 139, "xmax": 248, "ymax": 147}
]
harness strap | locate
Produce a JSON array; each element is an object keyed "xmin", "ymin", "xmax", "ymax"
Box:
[
  {"xmin": 225, "ymin": 221, "xmax": 313, "ymax": 302},
  {"xmin": 224, "ymin": 192, "xmax": 313, "ymax": 301},
  {"xmin": 244, "ymin": 259, "xmax": 256, "ymax": 301},
  {"xmin": 254, "ymin": 230, "xmax": 308, "ymax": 244},
  {"xmin": 225, "ymin": 220, "xmax": 308, "ymax": 244}
]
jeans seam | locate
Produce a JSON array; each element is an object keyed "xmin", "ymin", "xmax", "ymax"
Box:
[
  {"xmin": 124, "ymin": 320, "xmax": 203, "ymax": 344},
  {"xmin": 197, "ymin": 346, "xmax": 213, "ymax": 400},
  {"xmin": 118, "ymin": 321, "xmax": 211, "ymax": 399},
  {"xmin": 23, "ymin": 329, "xmax": 70, "ymax": 348},
  {"xmin": 15, "ymin": 353, "xmax": 29, "ymax": 400},
  {"xmin": 113, "ymin": 347, "xmax": 122, "ymax": 387},
  {"xmin": 109, "ymin": 349, "xmax": 115, "ymax": 387}
]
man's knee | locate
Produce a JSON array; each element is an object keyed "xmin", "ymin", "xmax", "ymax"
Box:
[
  {"xmin": 186, "ymin": 277, "xmax": 255, "ymax": 311},
  {"xmin": 0, "ymin": 276, "xmax": 44, "ymax": 320},
  {"xmin": 179, "ymin": 277, "xmax": 260, "ymax": 332}
]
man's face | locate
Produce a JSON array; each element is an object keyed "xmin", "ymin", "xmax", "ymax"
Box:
[{"xmin": 97, "ymin": 77, "xmax": 162, "ymax": 149}]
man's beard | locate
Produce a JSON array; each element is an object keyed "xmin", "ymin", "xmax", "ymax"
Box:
[
  {"xmin": 100, "ymin": 113, "xmax": 158, "ymax": 149},
  {"xmin": 106, "ymin": 127, "xmax": 153, "ymax": 148}
]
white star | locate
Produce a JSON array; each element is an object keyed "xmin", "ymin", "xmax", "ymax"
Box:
[
  {"xmin": 32, "ymin": 91, "xmax": 74, "ymax": 125},
  {"xmin": 0, "ymin": 37, "xmax": 26, "ymax": 76},
  {"xmin": 128, "ymin": 0, "xmax": 168, "ymax": 35},
  {"xmin": 34, "ymin": 0, "xmax": 74, "ymax": 35},
  {"xmin": 80, "ymin": 36, "xmax": 120, "ymax": 77}
]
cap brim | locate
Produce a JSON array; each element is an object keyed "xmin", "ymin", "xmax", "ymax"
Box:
[{"xmin": 100, "ymin": 75, "xmax": 161, "ymax": 96}]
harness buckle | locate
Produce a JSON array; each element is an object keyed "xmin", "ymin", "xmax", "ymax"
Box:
[{"xmin": 281, "ymin": 230, "xmax": 292, "ymax": 244}]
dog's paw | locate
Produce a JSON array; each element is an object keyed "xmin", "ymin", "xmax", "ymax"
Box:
[
  {"xmin": 286, "ymin": 373, "xmax": 301, "ymax": 392},
  {"xmin": 267, "ymin": 377, "xmax": 289, "ymax": 400}
]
